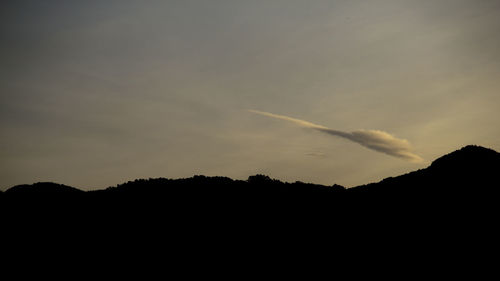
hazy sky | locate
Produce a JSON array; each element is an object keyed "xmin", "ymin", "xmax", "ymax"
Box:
[{"xmin": 1, "ymin": 0, "xmax": 500, "ymax": 190}]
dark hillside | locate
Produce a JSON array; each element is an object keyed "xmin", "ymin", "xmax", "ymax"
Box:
[
  {"xmin": 2, "ymin": 145, "xmax": 499, "ymax": 261},
  {"xmin": 351, "ymin": 145, "xmax": 500, "ymax": 193},
  {"xmin": 6, "ymin": 182, "xmax": 84, "ymax": 195},
  {"xmin": 2, "ymin": 145, "xmax": 499, "ymax": 219}
]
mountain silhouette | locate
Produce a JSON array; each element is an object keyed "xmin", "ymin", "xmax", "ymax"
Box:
[
  {"xmin": 3, "ymin": 145, "xmax": 499, "ymax": 264},
  {"xmin": 5, "ymin": 182, "xmax": 84, "ymax": 195},
  {"xmin": 351, "ymin": 145, "xmax": 500, "ymax": 194},
  {"xmin": 2, "ymin": 145, "xmax": 499, "ymax": 219}
]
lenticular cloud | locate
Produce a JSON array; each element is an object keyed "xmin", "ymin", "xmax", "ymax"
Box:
[{"xmin": 249, "ymin": 110, "xmax": 423, "ymax": 163}]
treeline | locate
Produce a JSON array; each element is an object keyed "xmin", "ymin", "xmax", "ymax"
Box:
[{"xmin": 2, "ymin": 145, "xmax": 499, "ymax": 218}]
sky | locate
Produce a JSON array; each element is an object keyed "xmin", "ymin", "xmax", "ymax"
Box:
[{"xmin": 1, "ymin": 0, "xmax": 500, "ymax": 190}]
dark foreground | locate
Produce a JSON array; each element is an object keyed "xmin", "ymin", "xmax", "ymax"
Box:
[{"xmin": 1, "ymin": 145, "xmax": 499, "ymax": 274}]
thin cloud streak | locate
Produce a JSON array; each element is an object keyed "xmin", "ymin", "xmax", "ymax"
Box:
[{"xmin": 249, "ymin": 110, "xmax": 423, "ymax": 163}]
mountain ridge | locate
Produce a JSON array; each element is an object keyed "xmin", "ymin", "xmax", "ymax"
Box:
[
  {"xmin": 2, "ymin": 145, "xmax": 499, "ymax": 243},
  {"xmin": 3, "ymin": 144, "xmax": 499, "ymax": 195}
]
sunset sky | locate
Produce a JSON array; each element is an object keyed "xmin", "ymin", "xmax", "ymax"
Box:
[{"xmin": 1, "ymin": 0, "xmax": 500, "ymax": 190}]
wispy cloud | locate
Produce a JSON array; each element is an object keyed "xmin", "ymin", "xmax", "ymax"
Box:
[
  {"xmin": 249, "ymin": 110, "xmax": 423, "ymax": 163},
  {"xmin": 305, "ymin": 152, "xmax": 327, "ymax": 158}
]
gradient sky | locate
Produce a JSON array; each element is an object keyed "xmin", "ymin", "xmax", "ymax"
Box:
[{"xmin": 1, "ymin": 0, "xmax": 500, "ymax": 190}]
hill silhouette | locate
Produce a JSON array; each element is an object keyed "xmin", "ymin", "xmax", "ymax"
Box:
[
  {"xmin": 2, "ymin": 145, "xmax": 499, "ymax": 267},
  {"xmin": 351, "ymin": 145, "xmax": 500, "ymax": 195},
  {"xmin": 5, "ymin": 182, "xmax": 84, "ymax": 195},
  {"xmin": 2, "ymin": 145, "xmax": 499, "ymax": 218}
]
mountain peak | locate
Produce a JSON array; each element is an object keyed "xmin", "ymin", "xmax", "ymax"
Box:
[
  {"xmin": 456, "ymin": 145, "xmax": 497, "ymax": 154},
  {"xmin": 6, "ymin": 182, "xmax": 83, "ymax": 194},
  {"xmin": 430, "ymin": 145, "xmax": 500, "ymax": 171}
]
